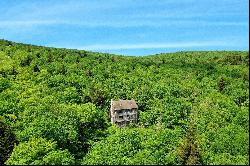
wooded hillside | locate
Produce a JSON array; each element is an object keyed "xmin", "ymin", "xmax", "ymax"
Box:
[{"xmin": 0, "ymin": 39, "xmax": 249, "ymax": 165}]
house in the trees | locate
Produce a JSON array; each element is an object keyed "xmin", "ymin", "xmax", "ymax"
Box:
[{"xmin": 109, "ymin": 99, "xmax": 138, "ymax": 127}]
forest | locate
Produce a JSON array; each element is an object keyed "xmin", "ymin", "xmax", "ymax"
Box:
[{"xmin": 0, "ymin": 39, "xmax": 249, "ymax": 165}]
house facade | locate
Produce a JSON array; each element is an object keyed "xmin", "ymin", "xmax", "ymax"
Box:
[{"xmin": 109, "ymin": 99, "xmax": 138, "ymax": 127}]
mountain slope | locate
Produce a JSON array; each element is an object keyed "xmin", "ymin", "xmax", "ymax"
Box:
[{"xmin": 0, "ymin": 39, "xmax": 249, "ymax": 165}]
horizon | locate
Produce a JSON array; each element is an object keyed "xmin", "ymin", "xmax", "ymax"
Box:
[
  {"xmin": 0, "ymin": 0, "xmax": 249, "ymax": 56},
  {"xmin": 0, "ymin": 38, "xmax": 249, "ymax": 57}
]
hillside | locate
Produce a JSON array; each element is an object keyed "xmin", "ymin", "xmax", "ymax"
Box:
[{"xmin": 0, "ymin": 39, "xmax": 249, "ymax": 165}]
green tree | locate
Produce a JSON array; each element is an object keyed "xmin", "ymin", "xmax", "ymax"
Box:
[
  {"xmin": 5, "ymin": 137, "xmax": 75, "ymax": 165},
  {"xmin": 0, "ymin": 121, "xmax": 17, "ymax": 165}
]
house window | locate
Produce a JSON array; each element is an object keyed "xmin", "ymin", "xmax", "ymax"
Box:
[
  {"xmin": 119, "ymin": 115, "xmax": 123, "ymax": 119},
  {"xmin": 118, "ymin": 110, "xmax": 122, "ymax": 114}
]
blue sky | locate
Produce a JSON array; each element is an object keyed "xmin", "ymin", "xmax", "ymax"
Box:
[{"xmin": 0, "ymin": 0, "xmax": 249, "ymax": 56}]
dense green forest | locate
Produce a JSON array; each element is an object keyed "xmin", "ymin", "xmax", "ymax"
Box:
[{"xmin": 0, "ymin": 39, "xmax": 249, "ymax": 165}]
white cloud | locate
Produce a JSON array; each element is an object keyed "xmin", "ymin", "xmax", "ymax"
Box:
[
  {"xmin": 0, "ymin": 20, "xmax": 247, "ymax": 28},
  {"xmin": 0, "ymin": 20, "xmax": 59, "ymax": 27},
  {"xmin": 0, "ymin": 1, "xmax": 248, "ymax": 29},
  {"xmin": 78, "ymin": 41, "xmax": 235, "ymax": 50}
]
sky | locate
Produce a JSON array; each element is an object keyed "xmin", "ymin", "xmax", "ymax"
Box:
[{"xmin": 0, "ymin": 0, "xmax": 249, "ymax": 56}]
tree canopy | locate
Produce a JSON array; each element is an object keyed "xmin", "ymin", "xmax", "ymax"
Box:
[{"xmin": 0, "ymin": 39, "xmax": 248, "ymax": 165}]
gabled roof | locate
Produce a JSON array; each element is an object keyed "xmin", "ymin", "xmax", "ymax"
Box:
[{"xmin": 111, "ymin": 99, "xmax": 138, "ymax": 110}]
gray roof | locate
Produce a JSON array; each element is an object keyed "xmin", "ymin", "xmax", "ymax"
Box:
[{"xmin": 111, "ymin": 99, "xmax": 138, "ymax": 110}]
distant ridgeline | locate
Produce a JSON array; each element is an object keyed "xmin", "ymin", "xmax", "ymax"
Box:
[{"xmin": 0, "ymin": 39, "xmax": 249, "ymax": 165}]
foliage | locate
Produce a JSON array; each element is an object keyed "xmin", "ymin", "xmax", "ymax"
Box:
[
  {"xmin": 82, "ymin": 126, "xmax": 183, "ymax": 165},
  {"xmin": 0, "ymin": 40, "xmax": 248, "ymax": 165},
  {"xmin": 14, "ymin": 102, "xmax": 108, "ymax": 158},
  {"xmin": 0, "ymin": 121, "xmax": 17, "ymax": 165},
  {"xmin": 5, "ymin": 137, "xmax": 75, "ymax": 165}
]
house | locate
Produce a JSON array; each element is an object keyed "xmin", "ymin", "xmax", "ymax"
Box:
[{"xmin": 109, "ymin": 99, "xmax": 138, "ymax": 127}]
